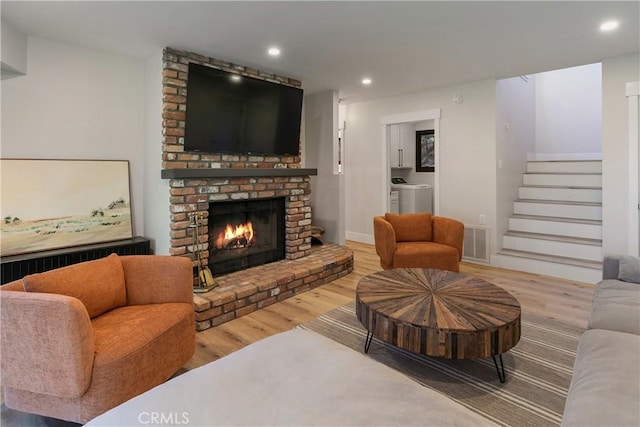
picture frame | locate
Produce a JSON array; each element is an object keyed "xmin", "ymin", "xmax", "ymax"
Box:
[
  {"xmin": 416, "ymin": 130, "xmax": 435, "ymax": 172},
  {"xmin": 0, "ymin": 159, "xmax": 133, "ymax": 257}
]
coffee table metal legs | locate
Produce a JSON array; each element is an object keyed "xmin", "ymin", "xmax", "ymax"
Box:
[
  {"xmin": 365, "ymin": 330, "xmax": 507, "ymax": 383},
  {"xmin": 364, "ymin": 331, "xmax": 373, "ymax": 353},
  {"xmin": 492, "ymin": 353, "xmax": 506, "ymax": 383}
]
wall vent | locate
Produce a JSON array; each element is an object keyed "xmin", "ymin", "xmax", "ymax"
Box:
[{"xmin": 463, "ymin": 225, "xmax": 490, "ymax": 263}]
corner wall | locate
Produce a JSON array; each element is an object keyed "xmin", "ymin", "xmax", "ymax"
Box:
[
  {"xmin": 535, "ymin": 63, "xmax": 602, "ymax": 154},
  {"xmin": 495, "ymin": 76, "xmax": 536, "ymax": 251},
  {"xmin": 0, "ymin": 36, "xmax": 146, "ymax": 236},
  {"xmin": 344, "ymin": 79, "xmax": 497, "ymax": 245},
  {"xmin": 304, "ymin": 90, "xmax": 345, "ymax": 244},
  {"xmin": 602, "ymin": 53, "xmax": 640, "ymax": 255}
]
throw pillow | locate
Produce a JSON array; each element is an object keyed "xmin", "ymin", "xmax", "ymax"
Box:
[
  {"xmin": 23, "ymin": 253, "xmax": 127, "ymax": 318},
  {"xmin": 618, "ymin": 255, "xmax": 640, "ymax": 284},
  {"xmin": 385, "ymin": 212, "xmax": 432, "ymax": 242}
]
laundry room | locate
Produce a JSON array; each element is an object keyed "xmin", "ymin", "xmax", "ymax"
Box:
[{"xmin": 388, "ymin": 120, "xmax": 435, "ymax": 214}]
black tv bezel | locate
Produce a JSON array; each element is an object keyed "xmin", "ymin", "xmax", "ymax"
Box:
[{"xmin": 183, "ymin": 63, "xmax": 303, "ymax": 157}]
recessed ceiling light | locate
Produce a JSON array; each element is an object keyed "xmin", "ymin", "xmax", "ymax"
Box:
[
  {"xmin": 230, "ymin": 74, "xmax": 242, "ymax": 82},
  {"xmin": 267, "ymin": 47, "xmax": 281, "ymax": 56},
  {"xmin": 362, "ymin": 77, "xmax": 372, "ymax": 85},
  {"xmin": 600, "ymin": 20, "xmax": 619, "ymax": 32}
]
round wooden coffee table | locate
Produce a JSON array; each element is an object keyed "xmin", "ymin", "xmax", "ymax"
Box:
[{"xmin": 356, "ymin": 268, "xmax": 521, "ymax": 382}]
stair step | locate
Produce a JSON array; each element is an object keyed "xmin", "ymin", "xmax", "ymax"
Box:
[
  {"xmin": 509, "ymin": 215, "xmax": 602, "ymax": 240},
  {"xmin": 503, "ymin": 231, "xmax": 602, "ymax": 261},
  {"xmin": 498, "ymin": 249, "xmax": 602, "ymax": 269},
  {"xmin": 527, "ymin": 160, "xmax": 602, "ymax": 174},
  {"xmin": 504, "ymin": 230, "xmax": 601, "ymax": 245},
  {"xmin": 519, "ymin": 186, "xmax": 602, "ymax": 203},
  {"xmin": 523, "ymin": 173, "xmax": 602, "ymax": 188},
  {"xmin": 510, "ymin": 214, "xmax": 601, "ymax": 225},
  {"xmin": 514, "ymin": 200, "xmax": 602, "ymax": 221}
]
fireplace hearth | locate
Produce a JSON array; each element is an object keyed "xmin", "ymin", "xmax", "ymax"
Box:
[{"xmin": 208, "ymin": 198, "xmax": 285, "ymax": 276}]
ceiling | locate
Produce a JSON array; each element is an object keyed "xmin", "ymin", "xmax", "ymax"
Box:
[{"xmin": 2, "ymin": 1, "xmax": 639, "ymax": 103}]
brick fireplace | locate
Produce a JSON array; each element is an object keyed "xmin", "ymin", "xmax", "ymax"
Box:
[{"xmin": 161, "ymin": 48, "xmax": 353, "ymax": 330}]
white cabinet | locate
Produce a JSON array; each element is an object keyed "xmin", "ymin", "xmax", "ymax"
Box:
[
  {"xmin": 388, "ymin": 124, "xmax": 414, "ymax": 168},
  {"xmin": 389, "ymin": 190, "xmax": 399, "ymax": 213}
]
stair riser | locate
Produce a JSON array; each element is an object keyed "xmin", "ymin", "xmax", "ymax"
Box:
[
  {"xmin": 527, "ymin": 161, "xmax": 602, "ymax": 174},
  {"xmin": 502, "ymin": 236, "xmax": 602, "ymax": 261},
  {"xmin": 493, "ymin": 254, "xmax": 602, "ymax": 284},
  {"xmin": 509, "ymin": 218, "xmax": 602, "ymax": 240},
  {"xmin": 523, "ymin": 174, "xmax": 602, "ymax": 188},
  {"xmin": 519, "ymin": 187, "xmax": 602, "ymax": 203},
  {"xmin": 513, "ymin": 202, "xmax": 602, "ymax": 220}
]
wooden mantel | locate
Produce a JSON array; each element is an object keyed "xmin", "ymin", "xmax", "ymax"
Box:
[{"xmin": 161, "ymin": 168, "xmax": 318, "ymax": 179}]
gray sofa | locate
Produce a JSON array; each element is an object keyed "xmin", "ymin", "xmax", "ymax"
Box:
[{"xmin": 562, "ymin": 254, "xmax": 640, "ymax": 426}]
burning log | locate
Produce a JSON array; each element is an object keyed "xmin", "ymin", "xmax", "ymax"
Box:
[{"xmin": 220, "ymin": 236, "xmax": 250, "ymax": 249}]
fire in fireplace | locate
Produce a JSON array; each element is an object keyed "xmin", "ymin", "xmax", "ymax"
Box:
[
  {"xmin": 208, "ymin": 198, "xmax": 285, "ymax": 276},
  {"xmin": 215, "ymin": 221, "xmax": 255, "ymax": 249}
]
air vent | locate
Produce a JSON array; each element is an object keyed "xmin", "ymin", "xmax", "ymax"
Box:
[{"xmin": 463, "ymin": 225, "xmax": 490, "ymax": 263}]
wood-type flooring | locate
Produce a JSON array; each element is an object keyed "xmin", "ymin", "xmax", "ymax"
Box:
[{"xmin": 187, "ymin": 241, "xmax": 594, "ymax": 370}]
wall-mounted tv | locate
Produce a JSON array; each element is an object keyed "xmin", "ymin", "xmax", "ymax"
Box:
[{"xmin": 184, "ymin": 63, "xmax": 303, "ymax": 156}]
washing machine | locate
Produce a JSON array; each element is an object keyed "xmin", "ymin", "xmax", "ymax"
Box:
[{"xmin": 391, "ymin": 177, "xmax": 433, "ymax": 214}]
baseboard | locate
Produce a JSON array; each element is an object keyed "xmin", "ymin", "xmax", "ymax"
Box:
[{"xmin": 345, "ymin": 231, "xmax": 374, "ymax": 245}]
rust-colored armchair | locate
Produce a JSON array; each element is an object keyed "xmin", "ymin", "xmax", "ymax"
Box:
[
  {"xmin": 374, "ymin": 212, "xmax": 464, "ymax": 272},
  {"xmin": 0, "ymin": 254, "xmax": 195, "ymax": 424}
]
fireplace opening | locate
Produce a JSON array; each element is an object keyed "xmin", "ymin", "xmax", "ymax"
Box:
[{"xmin": 208, "ymin": 198, "xmax": 285, "ymax": 276}]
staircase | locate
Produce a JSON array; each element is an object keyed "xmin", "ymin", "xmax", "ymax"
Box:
[{"xmin": 495, "ymin": 159, "xmax": 603, "ymax": 284}]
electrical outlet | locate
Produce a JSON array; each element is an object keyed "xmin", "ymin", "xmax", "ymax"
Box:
[{"xmin": 479, "ymin": 214, "xmax": 486, "ymax": 225}]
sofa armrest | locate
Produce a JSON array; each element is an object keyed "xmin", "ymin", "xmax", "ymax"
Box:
[
  {"xmin": 432, "ymin": 216, "xmax": 464, "ymax": 261},
  {"xmin": 602, "ymin": 254, "xmax": 621, "ymax": 280},
  {"xmin": 373, "ymin": 216, "xmax": 397, "ymax": 270},
  {"xmin": 121, "ymin": 255, "xmax": 194, "ymax": 305},
  {"xmin": 0, "ymin": 291, "xmax": 94, "ymax": 399}
]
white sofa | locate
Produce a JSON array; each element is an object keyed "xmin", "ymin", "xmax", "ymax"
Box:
[
  {"xmin": 562, "ymin": 254, "xmax": 640, "ymax": 426},
  {"xmin": 87, "ymin": 328, "xmax": 497, "ymax": 426}
]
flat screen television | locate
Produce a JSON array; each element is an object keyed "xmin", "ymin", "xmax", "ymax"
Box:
[{"xmin": 184, "ymin": 63, "xmax": 303, "ymax": 156}]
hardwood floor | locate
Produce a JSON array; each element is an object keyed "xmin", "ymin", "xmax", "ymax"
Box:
[{"xmin": 186, "ymin": 241, "xmax": 595, "ymax": 370}]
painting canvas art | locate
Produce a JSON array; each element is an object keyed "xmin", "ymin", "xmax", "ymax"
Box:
[
  {"xmin": 416, "ymin": 130, "xmax": 435, "ymax": 172},
  {"xmin": 0, "ymin": 159, "xmax": 133, "ymax": 257}
]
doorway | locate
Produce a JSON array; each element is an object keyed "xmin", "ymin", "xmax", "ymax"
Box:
[{"xmin": 381, "ymin": 109, "xmax": 441, "ymax": 215}]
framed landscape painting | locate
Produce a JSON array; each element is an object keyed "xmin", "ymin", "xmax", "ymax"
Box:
[
  {"xmin": 416, "ymin": 130, "xmax": 435, "ymax": 172},
  {"xmin": 0, "ymin": 159, "xmax": 133, "ymax": 257}
]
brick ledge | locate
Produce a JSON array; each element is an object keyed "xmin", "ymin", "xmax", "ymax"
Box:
[{"xmin": 192, "ymin": 244, "xmax": 354, "ymax": 330}]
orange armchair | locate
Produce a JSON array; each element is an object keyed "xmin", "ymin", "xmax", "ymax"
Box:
[
  {"xmin": 374, "ymin": 212, "xmax": 464, "ymax": 272},
  {"xmin": 0, "ymin": 254, "xmax": 195, "ymax": 424}
]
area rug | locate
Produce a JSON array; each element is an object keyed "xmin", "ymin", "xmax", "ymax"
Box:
[{"xmin": 300, "ymin": 302, "xmax": 584, "ymax": 427}]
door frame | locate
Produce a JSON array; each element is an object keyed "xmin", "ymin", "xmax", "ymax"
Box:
[
  {"xmin": 380, "ymin": 109, "xmax": 441, "ymax": 214},
  {"xmin": 627, "ymin": 81, "xmax": 639, "ymax": 256}
]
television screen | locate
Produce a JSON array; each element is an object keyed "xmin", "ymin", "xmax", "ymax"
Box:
[{"xmin": 184, "ymin": 63, "xmax": 303, "ymax": 156}]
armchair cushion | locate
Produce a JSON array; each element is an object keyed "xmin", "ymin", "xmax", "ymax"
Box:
[
  {"xmin": 0, "ymin": 291, "xmax": 94, "ymax": 399},
  {"xmin": 394, "ymin": 242, "xmax": 460, "ymax": 272},
  {"xmin": 385, "ymin": 212, "xmax": 432, "ymax": 242},
  {"xmin": 618, "ymin": 255, "xmax": 640, "ymax": 284},
  {"xmin": 22, "ymin": 253, "xmax": 126, "ymax": 319}
]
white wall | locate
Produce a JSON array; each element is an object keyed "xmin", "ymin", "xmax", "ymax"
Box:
[
  {"xmin": 142, "ymin": 51, "xmax": 170, "ymax": 254},
  {"xmin": 495, "ymin": 76, "xmax": 536, "ymax": 248},
  {"xmin": 344, "ymin": 79, "xmax": 497, "ymax": 244},
  {"xmin": 602, "ymin": 53, "xmax": 640, "ymax": 255},
  {"xmin": 1, "ymin": 19, "xmax": 28, "ymax": 76},
  {"xmin": 305, "ymin": 90, "xmax": 345, "ymax": 244},
  {"xmin": 535, "ymin": 63, "xmax": 602, "ymax": 153},
  {"xmin": 0, "ymin": 36, "xmax": 146, "ymax": 236}
]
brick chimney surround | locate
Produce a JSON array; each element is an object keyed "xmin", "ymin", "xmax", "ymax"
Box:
[{"xmin": 161, "ymin": 47, "xmax": 353, "ymax": 330}]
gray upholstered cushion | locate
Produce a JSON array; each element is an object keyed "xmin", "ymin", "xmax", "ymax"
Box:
[
  {"xmin": 619, "ymin": 255, "xmax": 640, "ymax": 284},
  {"xmin": 588, "ymin": 280, "xmax": 640, "ymax": 334},
  {"xmin": 562, "ymin": 329, "xmax": 640, "ymax": 426}
]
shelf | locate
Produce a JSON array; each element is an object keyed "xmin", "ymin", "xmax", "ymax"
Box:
[{"xmin": 161, "ymin": 168, "xmax": 318, "ymax": 179}]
